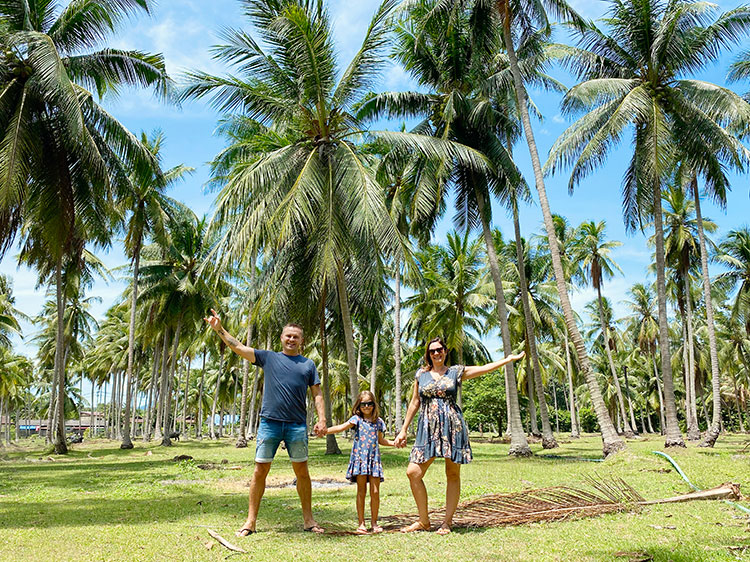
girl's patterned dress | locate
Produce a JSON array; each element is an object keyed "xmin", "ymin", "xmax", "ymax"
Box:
[
  {"xmin": 409, "ymin": 365, "xmax": 473, "ymax": 465},
  {"xmin": 345, "ymin": 415, "xmax": 387, "ymax": 482}
]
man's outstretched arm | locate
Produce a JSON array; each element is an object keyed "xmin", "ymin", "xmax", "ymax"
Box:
[{"xmin": 204, "ymin": 308, "xmax": 256, "ymax": 362}]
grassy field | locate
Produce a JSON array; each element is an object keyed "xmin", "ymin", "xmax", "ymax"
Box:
[{"xmin": 1, "ymin": 433, "xmax": 749, "ymax": 561}]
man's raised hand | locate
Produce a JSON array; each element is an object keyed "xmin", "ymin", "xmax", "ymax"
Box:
[{"xmin": 204, "ymin": 308, "xmax": 223, "ymax": 332}]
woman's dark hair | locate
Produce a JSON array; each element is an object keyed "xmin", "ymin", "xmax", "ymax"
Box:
[
  {"xmin": 352, "ymin": 390, "xmax": 380, "ymax": 421},
  {"xmin": 422, "ymin": 337, "xmax": 448, "ymax": 370}
]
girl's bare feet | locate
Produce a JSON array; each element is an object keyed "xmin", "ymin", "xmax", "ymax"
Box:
[
  {"xmin": 400, "ymin": 520, "xmax": 430, "ymax": 533},
  {"xmin": 436, "ymin": 523, "xmax": 452, "ymax": 535},
  {"xmin": 354, "ymin": 523, "xmax": 369, "ymax": 535},
  {"xmin": 371, "ymin": 524, "xmax": 384, "ymax": 534}
]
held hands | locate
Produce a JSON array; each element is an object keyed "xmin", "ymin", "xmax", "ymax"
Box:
[
  {"xmin": 313, "ymin": 420, "xmax": 327, "ymax": 438},
  {"xmin": 394, "ymin": 430, "xmax": 407, "ymax": 448},
  {"xmin": 204, "ymin": 308, "xmax": 223, "ymax": 332}
]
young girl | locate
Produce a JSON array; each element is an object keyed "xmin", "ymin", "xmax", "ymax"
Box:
[{"xmin": 326, "ymin": 390, "xmax": 394, "ymax": 534}]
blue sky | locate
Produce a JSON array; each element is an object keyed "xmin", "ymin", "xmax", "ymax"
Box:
[{"xmin": 2, "ymin": 0, "xmax": 749, "ymax": 358}]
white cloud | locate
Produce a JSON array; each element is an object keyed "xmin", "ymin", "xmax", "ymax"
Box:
[{"xmin": 552, "ymin": 114, "xmax": 566, "ymax": 124}]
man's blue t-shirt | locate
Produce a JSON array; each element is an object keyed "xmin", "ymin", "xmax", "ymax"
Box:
[{"xmin": 253, "ymin": 349, "xmax": 320, "ymax": 425}]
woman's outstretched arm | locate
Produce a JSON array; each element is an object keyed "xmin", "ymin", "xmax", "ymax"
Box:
[{"xmin": 463, "ymin": 351, "xmax": 525, "ymax": 381}]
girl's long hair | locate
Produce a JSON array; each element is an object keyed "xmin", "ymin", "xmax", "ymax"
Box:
[
  {"xmin": 352, "ymin": 390, "xmax": 380, "ymax": 421},
  {"xmin": 422, "ymin": 337, "xmax": 448, "ymax": 370}
]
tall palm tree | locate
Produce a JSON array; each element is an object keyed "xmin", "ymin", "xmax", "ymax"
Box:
[
  {"xmin": 119, "ymin": 131, "xmax": 193, "ymax": 449},
  {"xmin": 185, "ymin": 1, "xmax": 486, "ymax": 422},
  {"xmin": 0, "ymin": 274, "xmax": 26, "ymax": 349},
  {"xmin": 546, "ymin": 0, "xmax": 750, "ymax": 447},
  {"xmin": 717, "ymin": 227, "xmax": 750, "ymax": 336},
  {"xmin": 0, "ymin": 0, "xmax": 171, "ymax": 453},
  {"xmin": 572, "ymin": 220, "xmax": 634, "ymax": 437},
  {"xmin": 358, "ymin": 0, "xmax": 535, "ymax": 455}
]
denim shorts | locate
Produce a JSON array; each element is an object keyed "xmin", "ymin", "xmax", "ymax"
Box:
[{"xmin": 255, "ymin": 418, "xmax": 309, "ymax": 463}]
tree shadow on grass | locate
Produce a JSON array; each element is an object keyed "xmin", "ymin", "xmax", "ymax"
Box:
[{"xmin": 0, "ymin": 485, "xmax": 355, "ymax": 531}]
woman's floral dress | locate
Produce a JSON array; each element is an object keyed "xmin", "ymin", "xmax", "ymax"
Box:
[
  {"xmin": 409, "ymin": 365, "xmax": 473, "ymax": 465},
  {"xmin": 345, "ymin": 415, "xmax": 386, "ymax": 482}
]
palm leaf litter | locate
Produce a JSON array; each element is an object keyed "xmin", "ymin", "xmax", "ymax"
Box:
[{"xmin": 369, "ymin": 476, "xmax": 743, "ymax": 532}]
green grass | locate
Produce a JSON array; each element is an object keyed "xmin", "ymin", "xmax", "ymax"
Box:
[{"xmin": 1, "ymin": 433, "xmax": 749, "ymax": 561}]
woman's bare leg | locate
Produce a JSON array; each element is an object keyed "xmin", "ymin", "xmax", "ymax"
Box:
[
  {"xmin": 438, "ymin": 459, "xmax": 461, "ymax": 534},
  {"xmin": 402, "ymin": 459, "xmax": 434, "ymax": 532}
]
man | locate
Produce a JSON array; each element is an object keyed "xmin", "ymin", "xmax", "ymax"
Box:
[{"xmin": 204, "ymin": 309, "xmax": 327, "ymax": 535}]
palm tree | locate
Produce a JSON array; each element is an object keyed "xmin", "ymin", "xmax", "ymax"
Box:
[
  {"xmin": 0, "ymin": 0, "xmax": 171, "ymax": 453},
  {"xmin": 716, "ymin": 227, "xmax": 750, "ymax": 335},
  {"xmin": 119, "ymin": 131, "xmax": 193, "ymax": 449},
  {"xmin": 358, "ymin": 0, "xmax": 534, "ymax": 455},
  {"xmin": 184, "ymin": 1, "xmax": 489, "ymax": 423},
  {"xmin": 546, "ymin": 0, "xmax": 750, "ymax": 447},
  {"xmin": 0, "ymin": 274, "xmax": 26, "ymax": 349},
  {"xmin": 572, "ymin": 221, "xmax": 634, "ymax": 437},
  {"xmin": 662, "ymin": 185, "xmax": 717, "ymax": 440}
]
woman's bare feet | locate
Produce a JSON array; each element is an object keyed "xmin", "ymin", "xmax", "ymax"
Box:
[
  {"xmin": 400, "ymin": 520, "xmax": 430, "ymax": 533},
  {"xmin": 436, "ymin": 523, "xmax": 452, "ymax": 535},
  {"xmin": 371, "ymin": 524, "xmax": 384, "ymax": 534},
  {"xmin": 354, "ymin": 522, "xmax": 369, "ymax": 535}
]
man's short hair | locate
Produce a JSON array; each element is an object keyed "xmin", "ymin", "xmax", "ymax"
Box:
[{"xmin": 281, "ymin": 323, "xmax": 304, "ymax": 337}]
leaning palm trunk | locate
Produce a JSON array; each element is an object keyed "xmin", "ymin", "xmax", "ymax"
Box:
[
  {"xmin": 683, "ymin": 291, "xmax": 700, "ymax": 441},
  {"xmin": 695, "ymin": 178, "xmax": 722, "ymax": 446},
  {"xmin": 196, "ymin": 348, "xmax": 207, "ymax": 438},
  {"xmin": 236, "ymin": 314, "xmax": 253, "ymax": 448},
  {"xmin": 154, "ymin": 330, "xmax": 169, "ymax": 440},
  {"xmin": 180, "ymin": 355, "xmax": 192, "ymax": 436},
  {"xmin": 653, "ymin": 353, "xmax": 666, "ymax": 433},
  {"xmin": 121, "ymin": 249, "xmax": 141, "ymax": 449},
  {"xmin": 336, "ymin": 262, "xmax": 359, "ymax": 406},
  {"xmin": 209, "ymin": 350, "xmax": 224, "ymax": 440},
  {"xmin": 513, "ymin": 200, "xmax": 557, "ymax": 448},
  {"xmin": 319, "ymin": 289, "xmax": 342, "ymax": 455},
  {"xmin": 500, "ymin": 21, "xmax": 623, "ymax": 456},
  {"xmin": 652, "ymin": 183, "xmax": 686, "ymax": 447},
  {"xmin": 161, "ymin": 319, "xmax": 182, "ymax": 446},
  {"xmin": 370, "ymin": 331, "xmax": 379, "ymax": 394},
  {"xmin": 596, "ymin": 287, "xmax": 635, "ymax": 437},
  {"xmin": 525, "ymin": 353, "xmax": 539, "ymax": 436},
  {"xmin": 393, "ymin": 263, "xmax": 403, "ymax": 433},
  {"xmin": 53, "ymin": 256, "xmax": 68, "ymax": 454},
  {"xmin": 565, "ymin": 331, "xmax": 580, "ymax": 438},
  {"xmin": 476, "ymin": 189, "xmax": 531, "ymax": 455},
  {"xmin": 144, "ymin": 344, "xmax": 159, "ymax": 441}
]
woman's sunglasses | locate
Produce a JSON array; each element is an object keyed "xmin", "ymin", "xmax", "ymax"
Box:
[{"xmin": 429, "ymin": 347, "xmax": 445, "ymax": 354}]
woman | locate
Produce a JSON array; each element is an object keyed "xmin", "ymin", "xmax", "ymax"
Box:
[{"xmin": 394, "ymin": 337, "xmax": 524, "ymax": 534}]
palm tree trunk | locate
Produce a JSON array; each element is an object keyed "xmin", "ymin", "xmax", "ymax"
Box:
[
  {"xmin": 652, "ymin": 183, "xmax": 686, "ymax": 447},
  {"xmin": 525, "ymin": 352, "xmax": 539, "ymax": 436},
  {"xmin": 683, "ymin": 296, "xmax": 700, "ymax": 441},
  {"xmin": 247, "ymin": 345, "xmax": 262, "ymax": 438},
  {"xmin": 393, "ymin": 262, "xmax": 403, "ymax": 434},
  {"xmin": 336, "ymin": 261, "xmax": 359, "ymax": 406},
  {"xmin": 181, "ymin": 354, "xmax": 191, "ymax": 436},
  {"xmin": 319, "ymin": 289, "xmax": 342, "ymax": 455},
  {"xmin": 209, "ymin": 350, "xmax": 224, "ymax": 440},
  {"xmin": 694, "ymin": 179, "xmax": 721, "ymax": 446},
  {"xmin": 53, "ymin": 256, "xmax": 68, "ymax": 454},
  {"xmin": 623, "ymin": 366, "xmax": 637, "ymax": 433},
  {"xmin": 596, "ymin": 286, "xmax": 634, "ymax": 437},
  {"xmin": 121, "ymin": 247, "xmax": 141, "ymax": 449},
  {"xmin": 513, "ymin": 200, "xmax": 557, "ymax": 448},
  {"xmin": 90, "ymin": 379, "xmax": 96, "ymax": 438},
  {"xmin": 154, "ymin": 330, "xmax": 169, "ymax": 440},
  {"xmin": 653, "ymin": 352, "xmax": 666, "ymax": 433},
  {"xmin": 370, "ymin": 331, "xmax": 379, "ymax": 395},
  {"xmin": 475, "ymin": 188, "xmax": 531, "ymax": 456},
  {"xmin": 731, "ymin": 369, "xmax": 745, "ymax": 432},
  {"xmin": 565, "ymin": 331, "xmax": 580, "ymax": 438},
  {"xmin": 197, "ymin": 348, "xmax": 207, "ymax": 438},
  {"xmin": 144, "ymin": 345, "xmax": 159, "ymax": 441},
  {"xmin": 500, "ymin": 20, "xmax": 623, "ymax": 456}
]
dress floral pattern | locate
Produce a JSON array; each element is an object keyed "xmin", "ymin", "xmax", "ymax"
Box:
[
  {"xmin": 409, "ymin": 365, "xmax": 473, "ymax": 465},
  {"xmin": 345, "ymin": 415, "xmax": 386, "ymax": 482}
]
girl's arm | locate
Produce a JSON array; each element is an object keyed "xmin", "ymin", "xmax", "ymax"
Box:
[
  {"xmin": 378, "ymin": 432, "xmax": 395, "ymax": 447},
  {"xmin": 463, "ymin": 351, "xmax": 525, "ymax": 381},
  {"xmin": 394, "ymin": 381, "xmax": 420, "ymax": 447},
  {"xmin": 325, "ymin": 421, "xmax": 355, "ymax": 435}
]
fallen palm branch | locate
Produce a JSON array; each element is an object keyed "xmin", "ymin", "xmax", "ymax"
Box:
[
  {"xmin": 206, "ymin": 529, "xmax": 246, "ymax": 553},
  {"xmin": 377, "ymin": 476, "xmax": 743, "ymax": 531}
]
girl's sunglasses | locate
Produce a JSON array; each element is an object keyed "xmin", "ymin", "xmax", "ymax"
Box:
[{"xmin": 360, "ymin": 401, "xmax": 375, "ymax": 407}]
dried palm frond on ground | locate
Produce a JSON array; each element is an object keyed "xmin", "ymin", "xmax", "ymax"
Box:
[{"xmin": 374, "ymin": 477, "xmax": 743, "ymax": 532}]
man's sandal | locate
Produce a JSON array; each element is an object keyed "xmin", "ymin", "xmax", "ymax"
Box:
[
  {"xmin": 303, "ymin": 524, "xmax": 324, "ymax": 533},
  {"xmin": 235, "ymin": 528, "xmax": 256, "ymax": 537}
]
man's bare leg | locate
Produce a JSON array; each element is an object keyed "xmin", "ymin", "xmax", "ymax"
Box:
[
  {"xmin": 292, "ymin": 461, "xmax": 323, "ymax": 532},
  {"xmin": 237, "ymin": 461, "xmax": 271, "ymax": 535}
]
